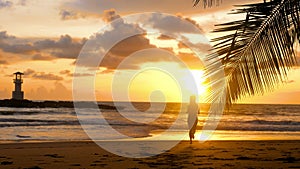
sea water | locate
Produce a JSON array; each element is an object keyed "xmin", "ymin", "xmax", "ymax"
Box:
[{"xmin": 0, "ymin": 103, "xmax": 300, "ymax": 142}]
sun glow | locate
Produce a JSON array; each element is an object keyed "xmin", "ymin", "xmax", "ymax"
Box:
[{"xmin": 190, "ymin": 69, "xmax": 207, "ymax": 96}]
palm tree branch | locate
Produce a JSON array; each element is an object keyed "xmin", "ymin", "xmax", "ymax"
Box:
[{"xmin": 223, "ymin": 0, "xmax": 300, "ymax": 103}]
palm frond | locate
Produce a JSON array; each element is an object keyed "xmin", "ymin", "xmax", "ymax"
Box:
[
  {"xmin": 207, "ymin": 0, "xmax": 300, "ymax": 104},
  {"xmin": 193, "ymin": 0, "xmax": 222, "ymax": 7}
]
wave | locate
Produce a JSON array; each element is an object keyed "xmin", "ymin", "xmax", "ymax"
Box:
[
  {"xmin": 0, "ymin": 118, "xmax": 80, "ymax": 127},
  {"xmin": 0, "ymin": 118, "xmax": 166, "ymax": 129},
  {"xmin": 0, "ymin": 110, "xmax": 75, "ymax": 116},
  {"xmin": 245, "ymin": 120, "xmax": 300, "ymax": 126}
]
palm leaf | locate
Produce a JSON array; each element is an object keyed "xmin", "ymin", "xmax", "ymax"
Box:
[
  {"xmin": 197, "ymin": 0, "xmax": 300, "ymax": 104},
  {"xmin": 193, "ymin": 0, "xmax": 222, "ymax": 7}
]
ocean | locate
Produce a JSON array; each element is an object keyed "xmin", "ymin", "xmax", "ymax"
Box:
[{"xmin": 1, "ymin": 103, "xmax": 300, "ymax": 142}]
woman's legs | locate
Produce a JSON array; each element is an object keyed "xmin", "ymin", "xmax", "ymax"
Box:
[
  {"xmin": 189, "ymin": 120, "xmax": 198, "ymax": 144},
  {"xmin": 189, "ymin": 130, "xmax": 193, "ymax": 144}
]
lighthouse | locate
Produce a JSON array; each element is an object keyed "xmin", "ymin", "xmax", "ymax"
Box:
[{"xmin": 12, "ymin": 72, "xmax": 24, "ymax": 100}]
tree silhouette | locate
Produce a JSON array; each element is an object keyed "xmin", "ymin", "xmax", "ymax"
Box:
[{"xmin": 194, "ymin": 0, "xmax": 300, "ymax": 104}]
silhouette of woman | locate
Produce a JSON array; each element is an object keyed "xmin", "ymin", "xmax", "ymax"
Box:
[{"xmin": 187, "ymin": 95, "xmax": 199, "ymax": 144}]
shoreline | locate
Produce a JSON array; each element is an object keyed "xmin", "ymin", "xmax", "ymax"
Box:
[
  {"xmin": 1, "ymin": 139, "xmax": 300, "ymax": 144},
  {"xmin": 0, "ymin": 140, "xmax": 299, "ymax": 168},
  {"xmin": 1, "ymin": 130, "xmax": 300, "ymax": 143}
]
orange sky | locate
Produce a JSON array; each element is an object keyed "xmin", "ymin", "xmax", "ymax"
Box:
[{"xmin": 0, "ymin": 0, "xmax": 299, "ymax": 104}]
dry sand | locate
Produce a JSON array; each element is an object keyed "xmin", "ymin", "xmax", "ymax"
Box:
[{"xmin": 0, "ymin": 140, "xmax": 299, "ymax": 169}]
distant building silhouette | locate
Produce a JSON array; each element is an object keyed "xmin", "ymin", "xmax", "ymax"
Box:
[{"xmin": 12, "ymin": 72, "xmax": 24, "ymax": 100}]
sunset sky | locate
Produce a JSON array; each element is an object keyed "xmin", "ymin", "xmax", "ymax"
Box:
[{"xmin": 0, "ymin": 0, "xmax": 299, "ymax": 104}]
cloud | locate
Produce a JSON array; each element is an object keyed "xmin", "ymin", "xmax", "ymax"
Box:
[
  {"xmin": 60, "ymin": 69, "xmax": 71, "ymax": 75},
  {"xmin": 23, "ymin": 68, "xmax": 35, "ymax": 76},
  {"xmin": 103, "ymin": 8, "xmax": 120, "ymax": 23},
  {"xmin": 32, "ymin": 72, "xmax": 64, "ymax": 81},
  {"xmin": 145, "ymin": 13, "xmax": 204, "ymax": 34},
  {"xmin": 76, "ymin": 12, "xmax": 194, "ymax": 72},
  {"xmin": 61, "ymin": 0, "xmax": 259, "ymax": 19},
  {"xmin": 59, "ymin": 69, "xmax": 93, "ymax": 77},
  {"xmin": 284, "ymin": 80, "xmax": 295, "ymax": 84},
  {"xmin": 32, "ymin": 73, "xmax": 63, "ymax": 81},
  {"xmin": 32, "ymin": 54, "xmax": 55, "ymax": 61},
  {"xmin": 23, "ymin": 69, "xmax": 63, "ymax": 81},
  {"xmin": 59, "ymin": 9, "xmax": 78, "ymax": 20},
  {"xmin": 26, "ymin": 82, "xmax": 72, "ymax": 101},
  {"xmin": 0, "ymin": 31, "xmax": 15, "ymax": 39},
  {"xmin": 0, "ymin": 60, "xmax": 7, "ymax": 64},
  {"xmin": 34, "ymin": 35, "xmax": 86, "ymax": 58},
  {"xmin": 76, "ymin": 14, "xmax": 146, "ymax": 68},
  {"xmin": 73, "ymin": 73, "xmax": 94, "ymax": 77},
  {"xmin": 0, "ymin": 0, "xmax": 27, "ymax": 9},
  {"xmin": 178, "ymin": 41, "xmax": 188, "ymax": 49},
  {"xmin": 0, "ymin": 31, "xmax": 86, "ymax": 60},
  {"xmin": 0, "ymin": 0, "xmax": 12, "ymax": 9},
  {"xmin": 76, "ymin": 11, "xmax": 210, "ymax": 72},
  {"xmin": 107, "ymin": 35, "xmax": 156, "ymax": 57},
  {"xmin": 59, "ymin": 9, "xmax": 87, "ymax": 20},
  {"xmin": 157, "ymin": 34, "xmax": 173, "ymax": 40},
  {"xmin": 17, "ymin": 0, "xmax": 26, "ymax": 6},
  {"xmin": 0, "ymin": 43, "xmax": 35, "ymax": 54}
]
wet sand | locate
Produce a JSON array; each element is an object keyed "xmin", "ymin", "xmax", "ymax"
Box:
[{"xmin": 0, "ymin": 140, "xmax": 299, "ymax": 169}]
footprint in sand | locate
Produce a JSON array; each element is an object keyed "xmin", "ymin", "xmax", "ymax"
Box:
[
  {"xmin": 0, "ymin": 161, "xmax": 13, "ymax": 165},
  {"xmin": 44, "ymin": 154, "xmax": 64, "ymax": 158}
]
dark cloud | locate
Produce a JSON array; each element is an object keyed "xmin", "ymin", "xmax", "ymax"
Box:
[
  {"xmin": 23, "ymin": 69, "xmax": 63, "ymax": 81},
  {"xmin": 0, "ymin": 31, "xmax": 15, "ymax": 39},
  {"xmin": 32, "ymin": 73, "xmax": 64, "ymax": 81},
  {"xmin": 59, "ymin": 69, "xmax": 93, "ymax": 77},
  {"xmin": 76, "ymin": 11, "xmax": 210, "ymax": 72},
  {"xmin": 59, "ymin": 9, "xmax": 83, "ymax": 20},
  {"xmin": 103, "ymin": 8, "xmax": 120, "ymax": 23},
  {"xmin": 0, "ymin": 60, "xmax": 7, "ymax": 64},
  {"xmin": 76, "ymin": 15, "xmax": 146, "ymax": 68},
  {"xmin": 146, "ymin": 13, "xmax": 204, "ymax": 34},
  {"xmin": 157, "ymin": 35, "xmax": 173, "ymax": 40},
  {"xmin": 0, "ymin": 0, "xmax": 12, "ymax": 9},
  {"xmin": 0, "ymin": 31, "xmax": 86, "ymax": 60},
  {"xmin": 284, "ymin": 80, "xmax": 295, "ymax": 84},
  {"xmin": 101, "ymin": 48, "xmax": 182, "ymax": 73},
  {"xmin": 0, "ymin": 0, "xmax": 27, "ymax": 9},
  {"xmin": 178, "ymin": 41, "xmax": 190, "ymax": 49},
  {"xmin": 32, "ymin": 54, "xmax": 55, "ymax": 61},
  {"xmin": 60, "ymin": 69, "xmax": 71, "ymax": 75},
  {"xmin": 78, "ymin": 13, "xmax": 169, "ymax": 71},
  {"xmin": 17, "ymin": 0, "xmax": 26, "ymax": 6},
  {"xmin": 59, "ymin": 9, "xmax": 76, "ymax": 20},
  {"xmin": 24, "ymin": 68, "xmax": 35, "ymax": 76},
  {"xmin": 107, "ymin": 34, "xmax": 156, "ymax": 57},
  {"xmin": 0, "ymin": 43, "xmax": 35, "ymax": 54},
  {"xmin": 73, "ymin": 73, "xmax": 93, "ymax": 77},
  {"xmin": 34, "ymin": 35, "xmax": 86, "ymax": 58}
]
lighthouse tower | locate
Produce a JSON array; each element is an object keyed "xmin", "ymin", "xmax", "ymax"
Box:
[{"xmin": 12, "ymin": 72, "xmax": 24, "ymax": 100}]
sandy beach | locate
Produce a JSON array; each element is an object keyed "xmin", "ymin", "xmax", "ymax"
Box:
[{"xmin": 0, "ymin": 140, "xmax": 299, "ymax": 169}]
